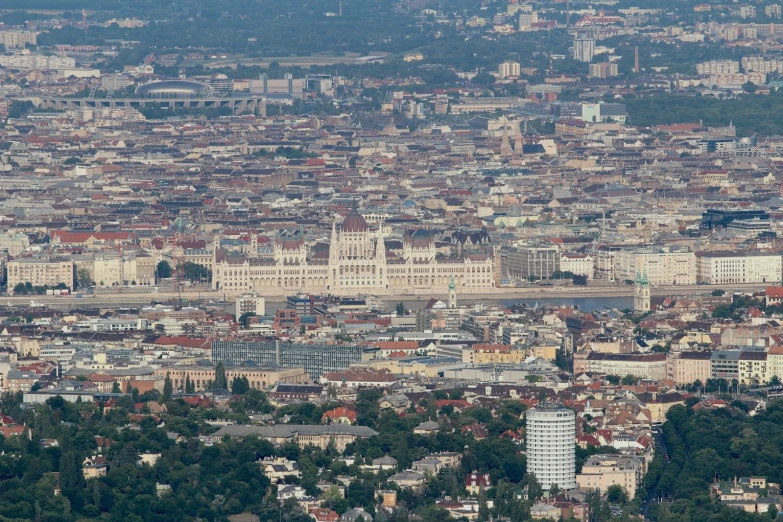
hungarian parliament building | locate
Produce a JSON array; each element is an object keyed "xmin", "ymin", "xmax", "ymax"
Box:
[{"xmin": 211, "ymin": 211, "xmax": 496, "ymax": 296}]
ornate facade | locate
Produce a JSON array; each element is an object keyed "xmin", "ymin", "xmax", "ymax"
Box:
[{"xmin": 211, "ymin": 211, "xmax": 495, "ymax": 296}]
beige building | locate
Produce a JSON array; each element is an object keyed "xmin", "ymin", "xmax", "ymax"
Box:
[
  {"xmin": 614, "ymin": 249, "xmax": 696, "ymax": 286},
  {"xmin": 0, "ymin": 31, "xmax": 38, "ymax": 49},
  {"xmin": 92, "ymin": 251, "xmax": 156, "ymax": 287},
  {"xmin": 212, "ymin": 212, "xmax": 494, "ymax": 296},
  {"xmin": 462, "ymin": 344, "xmax": 526, "ymax": 365},
  {"xmin": 574, "ymin": 352, "xmax": 668, "ymax": 380},
  {"xmin": 497, "ymin": 60, "xmax": 521, "ymax": 79},
  {"xmin": 155, "ymin": 365, "xmax": 308, "ymax": 392},
  {"xmin": 8, "ymin": 258, "xmax": 75, "ymax": 293},
  {"xmin": 577, "ymin": 456, "xmax": 643, "ymax": 498},
  {"xmin": 768, "ymin": 346, "xmax": 783, "ymax": 381},
  {"xmin": 738, "ymin": 352, "xmax": 768, "ymax": 386},
  {"xmin": 669, "ymin": 351, "xmax": 712, "ymax": 385}
]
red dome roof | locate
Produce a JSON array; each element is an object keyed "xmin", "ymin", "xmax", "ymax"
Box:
[{"xmin": 342, "ymin": 210, "xmax": 368, "ymax": 233}]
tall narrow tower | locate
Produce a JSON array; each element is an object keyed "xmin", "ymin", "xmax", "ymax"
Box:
[
  {"xmin": 634, "ymin": 46, "xmax": 640, "ymax": 73},
  {"xmin": 634, "ymin": 270, "xmax": 650, "ymax": 314},
  {"xmin": 448, "ymin": 276, "xmax": 457, "ymax": 309},
  {"xmin": 82, "ymin": 8, "xmax": 88, "ymax": 37},
  {"xmin": 500, "ymin": 125, "xmax": 513, "ymax": 157}
]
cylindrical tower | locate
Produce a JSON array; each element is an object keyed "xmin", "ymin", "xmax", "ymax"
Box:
[{"xmin": 526, "ymin": 403, "xmax": 576, "ymax": 491}]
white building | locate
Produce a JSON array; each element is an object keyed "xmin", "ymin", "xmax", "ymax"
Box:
[
  {"xmin": 497, "ymin": 60, "xmax": 521, "ymax": 79},
  {"xmin": 0, "ymin": 31, "xmax": 38, "ymax": 49},
  {"xmin": 742, "ymin": 55, "xmax": 783, "ymax": 74},
  {"xmin": 614, "ymin": 248, "xmax": 696, "ymax": 286},
  {"xmin": 571, "ymin": 37, "xmax": 595, "ymax": 63},
  {"xmin": 696, "ymin": 251, "xmax": 782, "ymax": 285},
  {"xmin": 212, "ymin": 211, "xmax": 494, "ymax": 296},
  {"xmin": 696, "ymin": 60, "xmax": 740, "ymax": 75},
  {"xmin": 526, "ymin": 404, "xmax": 576, "ymax": 491},
  {"xmin": 0, "ymin": 52, "xmax": 75, "ymax": 70},
  {"xmin": 559, "ymin": 253, "xmax": 594, "ymax": 279},
  {"xmin": 236, "ymin": 294, "xmax": 266, "ymax": 317}
]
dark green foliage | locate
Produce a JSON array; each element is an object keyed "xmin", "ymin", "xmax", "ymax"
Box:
[
  {"xmin": 626, "ymin": 92, "xmax": 783, "ymax": 137},
  {"xmin": 155, "ymin": 261, "xmax": 172, "ymax": 279}
]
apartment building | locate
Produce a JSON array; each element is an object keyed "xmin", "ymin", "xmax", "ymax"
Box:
[
  {"xmin": 669, "ymin": 351, "xmax": 712, "ymax": 385},
  {"xmin": 497, "ymin": 60, "xmax": 521, "ymax": 79},
  {"xmin": 697, "ymin": 251, "xmax": 781, "ymax": 285},
  {"xmin": 0, "ymin": 31, "xmax": 38, "ymax": 49},
  {"xmin": 614, "ymin": 248, "xmax": 696, "ymax": 286},
  {"xmin": 576, "ymin": 455, "xmax": 644, "ymax": 498},
  {"xmin": 742, "ymin": 55, "xmax": 783, "ymax": 73},
  {"xmin": 738, "ymin": 351, "xmax": 768, "ymax": 386},
  {"xmin": 8, "ymin": 258, "xmax": 75, "ymax": 293},
  {"xmin": 588, "ymin": 63, "xmax": 619, "ymax": 79},
  {"xmin": 696, "ymin": 60, "xmax": 740, "ymax": 75}
]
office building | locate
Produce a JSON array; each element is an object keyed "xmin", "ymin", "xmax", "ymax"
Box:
[
  {"xmin": 211, "ymin": 340, "xmax": 366, "ymax": 379},
  {"xmin": 697, "ymin": 251, "xmax": 781, "ymax": 285},
  {"xmin": 700, "ymin": 209, "xmax": 769, "ymax": 230},
  {"xmin": 526, "ymin": 404, "xmax": 577, "ymax": 490},
  {"xmin": 504, "ymin": 247, "xmax": 559, "ymax": 281},
  {"xmin": 614, "ymin": 248, "xmax": 696, "ymax": 286},
  {"xmin": 101, "ymin": 74, "xmax": 134, "ymax": 92}
]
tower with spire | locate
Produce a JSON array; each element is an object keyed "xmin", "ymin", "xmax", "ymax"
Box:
[
  {"xmin": 448, "ymin": 275, "xmax": 457, "ymax": 309},
  {"xmin": 634, "ymin": 269, "xmax": 650, "ymax": 314}
]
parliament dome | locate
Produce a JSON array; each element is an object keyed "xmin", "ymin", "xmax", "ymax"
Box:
[{"xmin": 342, "ymin": 210, "xmax": 369, "ymax": 233}]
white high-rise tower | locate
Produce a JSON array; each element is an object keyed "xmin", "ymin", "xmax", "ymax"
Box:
[{"xmin": 526, "ymin": 404, "xmax": 576, "ymax": 491}]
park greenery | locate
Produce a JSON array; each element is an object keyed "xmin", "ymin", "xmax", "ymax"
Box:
[
  {"xmin": 649, "ymin": 400, "xmax": 783, "ymax": 522},
  {"xmin": 0, "ymin": 385, "xmax": 641, "ymax": 522},
  {"xmin": 626, "ymin": 91, "xmax": 783, "ymax": 137}
]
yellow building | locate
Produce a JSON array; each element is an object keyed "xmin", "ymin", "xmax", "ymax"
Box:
[
  {"xmin": 462, "ymin": 344, "xmax": 527, "ymax": 365},
  {"xmin": 8, "ymin": 258, "xmax": 74, "ymax": 293}
]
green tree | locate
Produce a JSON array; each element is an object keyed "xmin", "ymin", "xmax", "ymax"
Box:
[
  {"xmin": 621, "ymin": 375, "xmax": 639, "ymax": 386},
  {"xmin": 111, "ymin": 381, "xmax": 121, "ymax": 393},
  {"xmin": 163, "ymin": 373, "xmax": 173, "ymax": 402},
  {"xmin": 76, "ymin": 268, "xmax": 93, "ymax": 288},
  {"xmin": 59, "ymin": 451, "xmax": 81, "ymax": 491},
  {"xmin": 606, "ymin": 484, "xmax": 628, "ymax": 504},
  {"xmin": 396, "ymin": 302, "xmax": 405, "ymax": 315},
  {"xmin": 156, "ymin": 260, "xmax": 172, "ymax": 279},
  {"xmin": 215, "ymin": 362, "xmax": 227, "ymax": 390}
]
